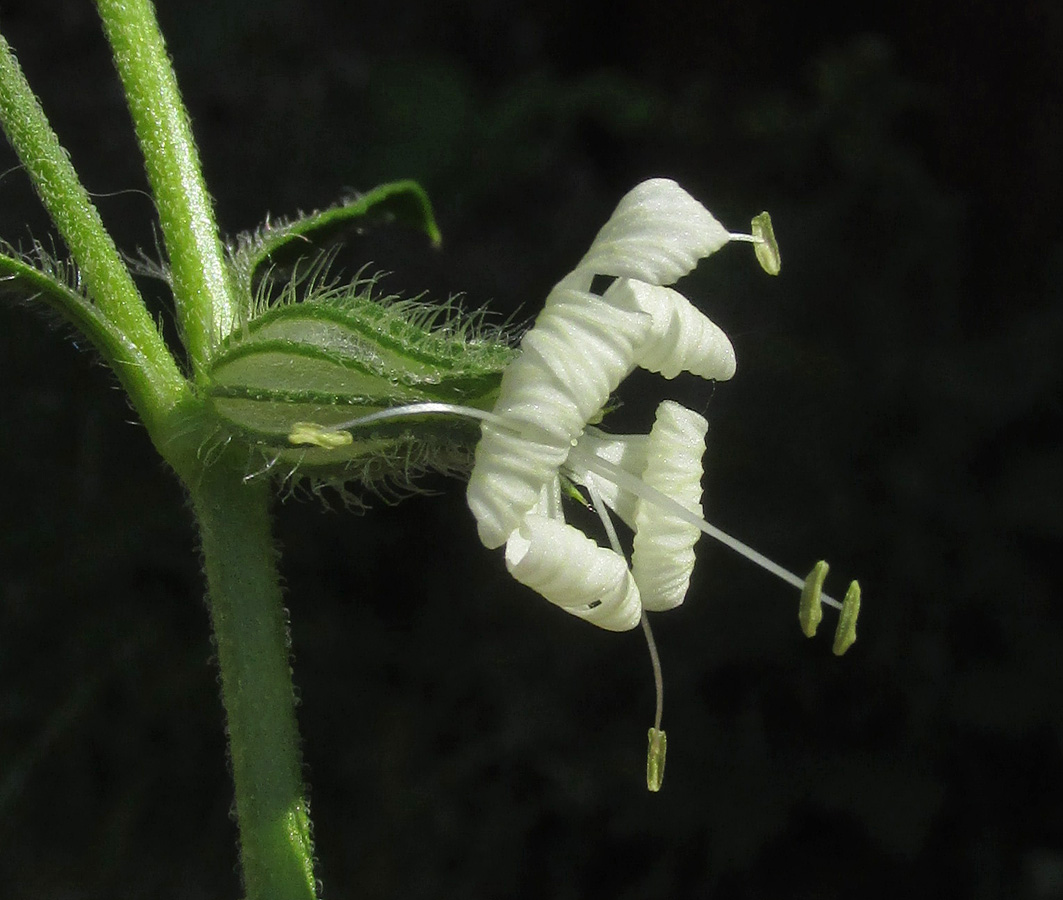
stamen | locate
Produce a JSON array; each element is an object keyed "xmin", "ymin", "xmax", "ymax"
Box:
[
  {"xmin": 751, "ymin": 212, "xmax": 781, "ymax": 276},
  {"xmin": 799, "ymin": 560, "xmax": 829, "ymax": 637},
  {"xmin": 586, "ymin": 475, "xmax": 666, "ymax": 793},
  {"xmin": 640, "ymin": 613, "xmax": 665, "ymax": 735},
  {"xmin": 288, "ymin": 422, "xmax": 354, "ymax": 448},
  {"xmin": 832, "ymin": 581, "xmax": 861, "ymax": 656},
  {"xmin": 646, "ymin": 725, "xmax": 667, "ymax": 793},
  {"xmin": 296, "ymin": 403, "xmax": 856, "ymax": 644},
  {"xmin": 584, "ymin": 475, "xmax": 624, "ymax": 558},
  {"xmin": 727, "ymin": 211, "xmax": 781, "ymax": 276},
  {"xmin": 569, "ymin": 443, "xmax": 845, "ymax": 611}
]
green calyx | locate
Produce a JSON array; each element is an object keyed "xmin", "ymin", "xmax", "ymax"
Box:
[
  {"xmin": 206, "ymin": 293, "xmax": 513, "ymax": 479},
  {"xmin": 205, "ymin": 246, "xmax": 515, "ymax": 492}
]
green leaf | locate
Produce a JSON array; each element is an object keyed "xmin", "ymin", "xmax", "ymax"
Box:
[{"xmin": 0, "ymin": 245, "xmax": 128, "ymax": 367}]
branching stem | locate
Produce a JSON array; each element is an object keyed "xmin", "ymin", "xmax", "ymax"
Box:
[
  {"xmin": 96, "ymin": 0, "xmax": 239, "ymax": 380},
  {"xmin": 0, "ymin": 30, "xmax": 187, "ymax": 426}
]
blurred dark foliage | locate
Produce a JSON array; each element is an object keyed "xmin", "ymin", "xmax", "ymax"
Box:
[{"xmin": 1, "ymin": 0, "xmax": 1062, "ymax": 898}]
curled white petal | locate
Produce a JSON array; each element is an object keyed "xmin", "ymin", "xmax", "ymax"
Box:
[
  {"xmin": 631, "ymin": 401, "xmax": 708, "ymax": 611},
  {"xmin": 465, "ymin": 178, "xmax": 748, "ymax": 629},
  {"xmin": 519, "ymin": 287, "xmax": 648, "ymax": 422},
  {"xmin": 505, "ymin": 514, "xmax": 642, "ymax": 632},
  {"xmin": 569, "ymin": 179, "xmax": 732, "ymax": 290},
  {"xmin": 468, "ymin": 404, "xmax": 576, "ymax": 549},
  {"xmin": 622, "ymin": 281, "xmax": 737, "ymax": 381},
  {"xmin": 467, "ymin": 289, "xmax": 649, "ymax": 548}
]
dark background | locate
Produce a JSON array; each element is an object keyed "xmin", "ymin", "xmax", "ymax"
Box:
[{"xmin": 1, "ymin": 1, "xmax": 1061, "ymax": 897}]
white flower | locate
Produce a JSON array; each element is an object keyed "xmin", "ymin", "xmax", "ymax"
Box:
[
  {"xmin": 307, "ymin": 178, "xmax": 856, "ymax": 653},
  {"xmin": 466, "ymin": 178, "xmax": 762, "ymax": 630},
  {"xmin": 297, "ymin": 178, "xmax": 855, "ymax": 791}
]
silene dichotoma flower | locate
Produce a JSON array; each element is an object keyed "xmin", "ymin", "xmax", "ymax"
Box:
[
  {"xmin": 465, "ymin": 179, "xmax": 857, "ymax": 639},
  {"xmin": 461, "ymin": 179, "xmax": 859, "ymax": 789},
  {"xmin": 293, "ymin": 178, "xmax": 860, "ymax": 791}
]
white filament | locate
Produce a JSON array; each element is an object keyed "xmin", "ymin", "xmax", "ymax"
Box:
[
  {"xmin": 568, "ymin": 443, "xmax": 843, "ymax": 610},
  {"xmin": 330, "ymin": 399, "xmax": 842, "ymax": 611}
]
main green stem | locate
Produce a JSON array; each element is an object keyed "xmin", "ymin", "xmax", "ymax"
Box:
[
  {"xmin": 89, "ymin": 3, "xmax": 316, "ymax": 890},
  {"xmin": 3, "ymin": 4, "xmax": 320, "ymax": 894},
  {"xmin": 190, "ymin": 466, "xmax": 316, "ymax": 900}
]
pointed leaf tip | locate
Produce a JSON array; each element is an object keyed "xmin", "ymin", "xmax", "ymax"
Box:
[
  {"xmin": 647, "ymin": 727, "xmax": 667, "ymax": 792},
  {"xmin": 832, "ymin": 580, "xmax": 861, "ymax": 656},
  {"xmin": 799, "ymin": 560, "xmax": 828, "ymax": 637},
  {"xmin": 751, "ymin": 212, "xmax": 781, "ymax": 276},
  {"xmin": 234, "ymin": 179, "xmax": 442, "ymax": 282}
]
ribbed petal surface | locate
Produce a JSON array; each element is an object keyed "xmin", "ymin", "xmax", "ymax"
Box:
[
  {"xmin": 622, "ymin": 281, "xmax": 737, "ymax": 381},
  {"xmin": 570, "ymin": 179, "xmax": 732, "ymax": 288},
  {"xmin": 467, "ymin": 287, "xmax": 649, "ymax": 548},
  {"xmin": 632, "ymin": 401, "xmax": 708, "ymax": 611},
  {"xmin": 466, "ymin": 179, "xmax": 744, "ymax": 630},
  {"xmin": 505, "ymin": 514, "xmax": 642, "ymax": 631}
]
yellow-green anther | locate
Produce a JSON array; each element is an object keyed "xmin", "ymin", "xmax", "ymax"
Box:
[
  {"xmin": 832, "ymin": 580, "xmax": 861, "ymax": 656},
  {"xmin": 288, "ymin": 422, "xmax": 353, "ymax": 449},
  {"xmin": 646, "ymin": 727, "xmax": 667, "ymax": 793},
  {"xmin": 751, "ymin": 212, "xmax": 781, "ymax": 276},
  {"xmin": 799, "ymin": 560, "xmax": 828, "ymax": 637}
]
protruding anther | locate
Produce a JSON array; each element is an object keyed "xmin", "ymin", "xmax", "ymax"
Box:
[
  {"xmin": 832, "ymin": 580, "xmax": 861, "ymax": 656},
  {"xmin": 647, "ymin": 727, "xmax": 667, "ymax": 792},
  {"xmin": 800, "ymin": 560, "xmax": 829, "ymax": 637},
  {"xmin": 751, "ymin": 212, "xmax": 781, "ymax": 276}
]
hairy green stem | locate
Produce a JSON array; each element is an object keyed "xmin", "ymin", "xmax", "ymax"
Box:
[
  {"xmin": 4, "ymin": 7, "xmax": 320, "ymax": 894},
  {"xmin": 191, "ymin": 466, "xmax": 317, "ymax": 900},
  {"xmin": 0, "ymin": 30, "xmax": 187, "ymax": 426},
  {"xmin": 96, "ymin": 0, "xmax": 238, "ymax": 379}
]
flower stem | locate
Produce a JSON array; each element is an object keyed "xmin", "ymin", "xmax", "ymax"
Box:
[
  {"xmin": 190, "ymin": 466, "xmax": 317, "ymax": 900},
  {"xmin": 95, "ymin": 0, "xmax": 239, "ymax": 379}
]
